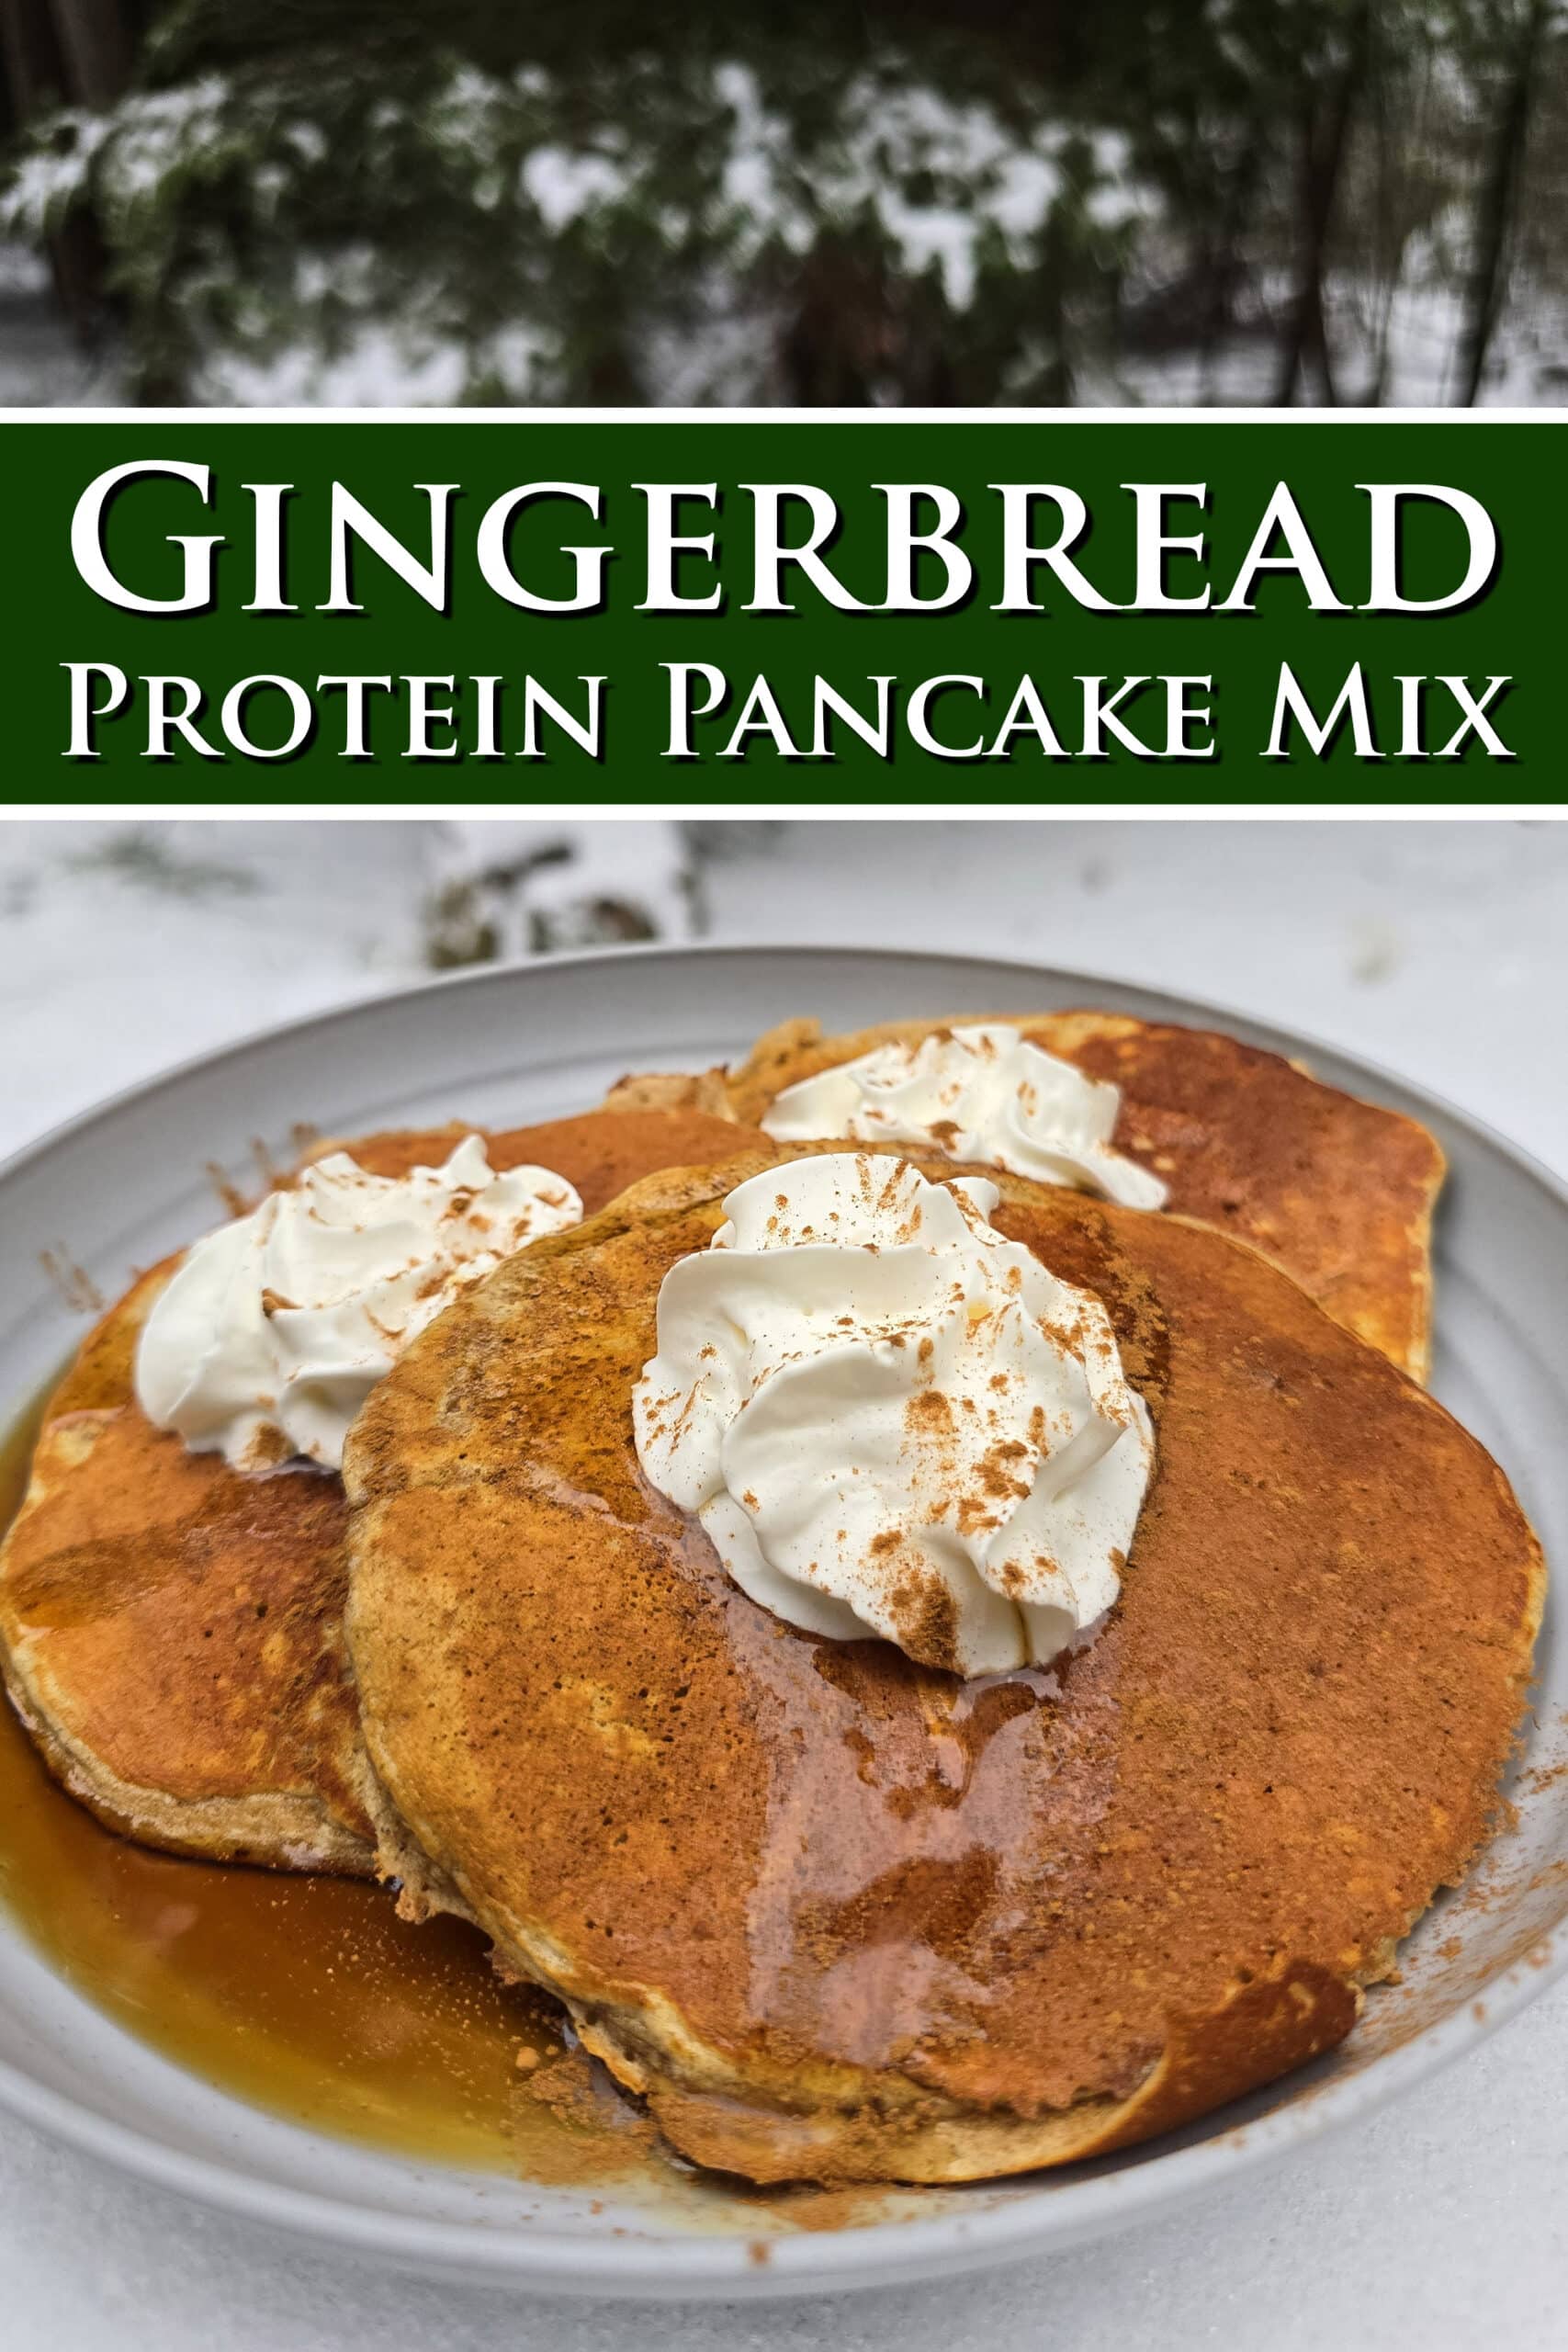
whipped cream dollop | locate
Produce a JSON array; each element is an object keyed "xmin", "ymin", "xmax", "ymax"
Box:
[
  {"xmin": 633, "ymin": 1153, "xmax": 1155, "ymax": 1677},
  {"xmin": 759, "ymin": 1023, "xmax": 1168, "ymax": 1209},
  {"xmin": 135, "ymin": 1136, "xmax": 581, "ymax": 1474}
]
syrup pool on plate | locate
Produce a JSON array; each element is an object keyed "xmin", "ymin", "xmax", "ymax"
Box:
[{"xmin": 0, "ymin": 1387, "xmax": 646, "ymax": 2184}]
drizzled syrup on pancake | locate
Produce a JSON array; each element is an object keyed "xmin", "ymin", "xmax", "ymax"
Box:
[
  {"xmin": 341, "ymin": 1156, "xmax": 1540, "ymax": 2182},
  {"xmin": 0, "ymin": 1108, "xmax": 826, "ymax": 2202},
  {"xmin": 0, "ymin": 1374, "xmax": 903, "ymax": 2248}
]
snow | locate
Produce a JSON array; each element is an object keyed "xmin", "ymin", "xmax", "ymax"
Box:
[
  {"xmin": 3, "ymin": 39, "xmax": 1567, "ymax": 406},
  {"xmin": 0, "ymin": 818, "xmax": 701, "ymax": 1148}
]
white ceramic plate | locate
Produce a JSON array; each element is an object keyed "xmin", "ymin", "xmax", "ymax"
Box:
[{"xmin": 0, "ymin": 944, "xmax": 1562, "ymax": 2301}]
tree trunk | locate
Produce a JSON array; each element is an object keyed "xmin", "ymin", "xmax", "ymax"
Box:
[
  {"xmin": 778, "ymin": 246, "xmax": 883, "ymax": 405},
  {"xmin": 1457, "ymin": 0, "xmax": 1547, "ymax": 407},
  {"xmin": 1, "ymin": 0, "xmax": 64, "ymax": 119},
  {"xmin": 2, "ymin": 0, "xmax": 131, "ymax": 113},
  {"xmin": 0, "ymin": 0, "xmax": 129, "ymax": 338},
  {"xmin": 1199, "ymin": 133, "xmax": 1264, "ymax": 401},
  {"xmin": 47, "ymin": 0, "xmax": 130, "ymax": 107},
  {"xmin": 1272, "ymin": 0, "xmax": 1371, "ymax": 406}
]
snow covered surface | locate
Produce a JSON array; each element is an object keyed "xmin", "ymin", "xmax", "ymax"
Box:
[
  {"xmin": 13, "ymin": 274, "xmax": 1564, "ymax": 407},
  {"xmin": 0, "ymin": 814, "xmax": 1565, "ymax": 2346},
  {"xmin": 5, "ymin": 81, "xmax": 1567, "ymax": 417}
]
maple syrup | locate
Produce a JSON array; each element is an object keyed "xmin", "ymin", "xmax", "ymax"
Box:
[{"xmin": 0, "ymin": 1385, "xmax": 650, "ymax": 2184}]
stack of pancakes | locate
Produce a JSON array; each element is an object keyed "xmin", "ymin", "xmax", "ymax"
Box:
[
  {"xmin": 0, "ymin": 1011, "xmax": 1543, "ymax": 2188},
  {"xmin": 0, "ymin": 1105, "xmax": 754, "ymax": 1872}
]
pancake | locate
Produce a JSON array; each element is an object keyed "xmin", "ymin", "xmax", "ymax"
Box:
[
  {"xmin": 344, "ymin": 1147, "xmax": 1541, "ymax": 2185},
  {"xmin": 613, "ymin": 1011, "xmax": 1446, "ymax": 1381},
  {"xmin": 0, "ymin": 1258, "xmax": 375, "ymax": 1872},
  {"xmin": 0, "ymin": 1106, "xmax": 761, "ymax": 1871}
]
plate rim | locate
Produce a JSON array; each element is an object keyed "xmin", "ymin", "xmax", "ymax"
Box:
[
  {"xmin": 4, "ymin": 934, "xmax": 1567, "ymax": 1219},
  {"xmin": 0, "ymin": 936, "xmax": 1563, "ymax": 2300}
]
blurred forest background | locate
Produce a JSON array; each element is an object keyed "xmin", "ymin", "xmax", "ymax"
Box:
[{"xmin": 2, "ymin": 0, "xmax": 1566, "ymax": 405}]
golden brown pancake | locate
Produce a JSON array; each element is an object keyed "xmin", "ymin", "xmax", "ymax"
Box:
[
  {"xmin": 616, "ymin": 1012, "xmax": 1446, "ymax": 1382},
  {"xmin": 0, "ymin": 1259, "xmax": 375, "ymax": 1872},
  {"xmin": 0, "ymin": 1107, "xmax": 762, "ymax": 1871},
  {"xmin": 344, "ymin": 1148, "xmax": 1540, "ymax": 2185}
]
